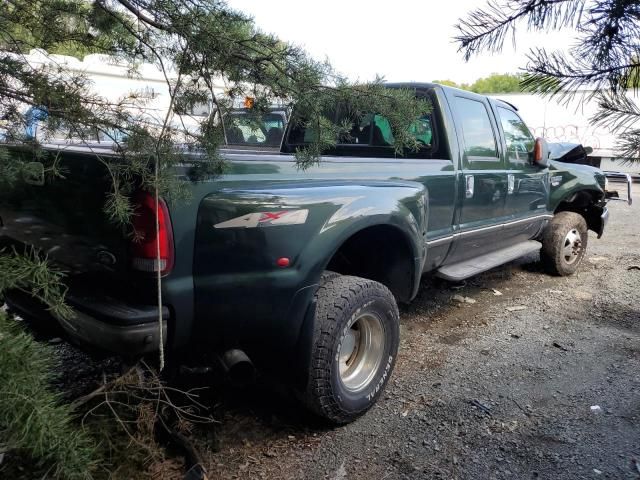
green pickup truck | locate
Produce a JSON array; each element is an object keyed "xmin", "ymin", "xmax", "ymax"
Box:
[{"xmin": 0, "ymin": 83, "xmax": 627, "ymax": 424}]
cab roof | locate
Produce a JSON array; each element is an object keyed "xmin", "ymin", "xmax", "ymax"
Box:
[{"xmin": 384, "ymin": 82, "xmax": 520, "ymax": 112}]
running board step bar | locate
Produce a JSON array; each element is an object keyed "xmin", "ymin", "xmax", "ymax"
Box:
[{"xmin": 436, "ymin": 240, "xmax": 542, "ymax": 281}]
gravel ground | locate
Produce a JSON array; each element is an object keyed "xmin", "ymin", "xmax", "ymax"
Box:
[
  {"xmin": 8, "ymin": 185, "xmax": 638, "ymax": 480},
  {"xmin": 199, "ymin": 184, "xmax": 640, "ymax": 480}
]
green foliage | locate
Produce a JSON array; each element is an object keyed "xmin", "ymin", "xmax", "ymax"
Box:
[
  {"xmin": 0, "ymin": 248, "xmax": 72, "ymax": 320},
  {"xmin": 469, "ymin": 73, "xmax": 523, "ymax": 94},
  {"xmin": 0, "ymin": 309, "xmax": 204, "ymax": 480},
  {"xmin": 0, "ymin": 311, "xmax": 98, "ymax": 479},
  {"xmin": 0, "ymin": 146, "xmax": 23, "ymax": 188},
  {"xmin": 0, "ymin": 0, "xmax": 136, "ymax": 59},
  {"xmin": 432, "ymin": 79, "xmax": 460, "ymax": 88},
  {"xmin": 433, "ymin": 73, "xmax": 524, "ymax": 93},
  {"xmin": 456, "ymin": 0, "xmax": 640, "ymax": 161}
]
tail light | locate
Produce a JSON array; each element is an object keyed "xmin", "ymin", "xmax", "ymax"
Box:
[{"xmin": 130, "ymin": 191, "xmax": 175, "ymax": 275}]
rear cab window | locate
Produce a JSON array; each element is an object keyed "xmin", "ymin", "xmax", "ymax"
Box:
[
  {"xmin": 373, "ymin": 114, "xmax": 433, "ymax": 147},
  {"xmin": 223, "ymin": 111, "xmax": 286, "ymax": 147}
]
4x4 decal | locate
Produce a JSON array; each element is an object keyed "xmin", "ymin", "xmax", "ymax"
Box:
[{"xmin": 214, "ymin": 209, "xmax": 309, "ymax": 229}]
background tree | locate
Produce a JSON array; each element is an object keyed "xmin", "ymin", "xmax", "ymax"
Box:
[
  {"xmin": 432, "ymin": 73, "xmax": 524, "ymax": 93},
  {"xmin": 470, "ymin": 73, "xmax": 523, "ymax": 94},
  {"xmin": 455, "ymin": 0, "xmax": 640, "ymax": 160},
  {"xmin": 432, "ymin": 78, "xmax": 464, "ymax": 88}
]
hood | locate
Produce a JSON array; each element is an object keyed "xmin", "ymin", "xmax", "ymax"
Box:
[
  {"xmin": 548, "ymin": 141, "xmax": 591, "ymax": 163},
  {"xmin": 549, "ymin": 159, "xmax": 601, "ymax": 175}
]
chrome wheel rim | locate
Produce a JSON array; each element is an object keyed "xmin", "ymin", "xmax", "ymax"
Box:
[
  {"xmin": 563, "ymin": 229, "xmax": 582, "ymax": 264},
  {"xmin": 338, "ymin": 313, "xmax": 385, "ymax": 393}
]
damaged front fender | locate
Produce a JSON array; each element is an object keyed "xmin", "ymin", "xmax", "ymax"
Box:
[{"xmin": 585, "ymin": 204, "xmax": 609, "ymax": 239}]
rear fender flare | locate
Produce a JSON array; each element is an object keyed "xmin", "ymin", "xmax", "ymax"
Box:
[{"xmin": 300, "ymin": 187, "xmax": 428, "ymax": 302}]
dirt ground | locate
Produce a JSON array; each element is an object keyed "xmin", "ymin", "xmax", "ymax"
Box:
[{"xmin": 198, "ymin": 184, "xmax": 640, "ymax": 480}]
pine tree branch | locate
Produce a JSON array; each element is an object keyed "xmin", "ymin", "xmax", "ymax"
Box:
[
  {"xmin": 115, "ymin": 0, "xmax": 168, "ymax": 30},
  {"xmin": 455, "ymin": 0, "xmax": 585, "ymax": 60}
]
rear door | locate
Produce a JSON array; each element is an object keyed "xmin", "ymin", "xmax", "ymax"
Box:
[
  {"xmin": 447, "ymin": 93, "xmax": 508, "ymax": 262},
  {"xmin": 494, "ymin": 105, "xmax": 550, "ymax": 242}
]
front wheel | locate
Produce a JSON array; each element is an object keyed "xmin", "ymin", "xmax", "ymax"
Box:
[
  {"xmin": 540, "ymin": 211, "xmax": 588, "ymax": 276},
  {"xmin": 301, "ymin": 274, "xmax": 400, "ymax": 424}
]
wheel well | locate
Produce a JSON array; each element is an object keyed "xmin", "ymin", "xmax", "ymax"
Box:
[
  {"xmin": 555, "ymin": 189, "xmax": 604, "ymax": 233},
  {"xmin": 325, "ymin": 225, "xmax": 415, "ymax": 303}
]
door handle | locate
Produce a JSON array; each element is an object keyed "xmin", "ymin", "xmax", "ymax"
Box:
[
  {"xmin": 508, "ymin": 174, "xmax": 515, "ymax": 194},
  {"xmin": 465, "ymin": 174, "xmax": 474, "ymax": 199}
]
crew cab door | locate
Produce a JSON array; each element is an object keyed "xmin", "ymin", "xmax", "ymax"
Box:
[
  {"xmin": 494, "ymin": 105, "xmax": 550, "ymax": 241},
  {"xmin": 448, "ymin": 94, "xmax": 508, "ymax": 262}
]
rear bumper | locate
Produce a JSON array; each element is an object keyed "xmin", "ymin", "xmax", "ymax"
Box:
[
  {"xmin": 56, "ymin": 309, "xmax": 167, "ymax": 357},
  {"xmin": 5, "ymin": 290, "xmax": 168, "ymax": 357}
]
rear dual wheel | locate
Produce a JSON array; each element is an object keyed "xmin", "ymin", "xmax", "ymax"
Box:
[{"xmin": 301, "ymin": 274, "xmax": 400, "ymax": 424}]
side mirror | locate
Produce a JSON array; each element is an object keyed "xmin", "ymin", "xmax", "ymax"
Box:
[{"xmin": 532, "ymin": 137, "xmax": 550, "ymax": 167}]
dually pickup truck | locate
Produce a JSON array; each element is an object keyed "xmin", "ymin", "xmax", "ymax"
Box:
[{"xmin": 0, "ymin": 83, "xmax": 629, "ymax": 424}]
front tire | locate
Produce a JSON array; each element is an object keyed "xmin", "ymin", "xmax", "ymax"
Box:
[
  {"xmin": 541, "ymin": 211, "xmax": 588, "ymax": 276},
  {"xmin": 302, "ymin": 274, "xmax": 400, "ymax": 424}
]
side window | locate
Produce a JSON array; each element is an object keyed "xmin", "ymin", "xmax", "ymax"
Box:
[
  {"xmin": 302, "ymin": 121, "xmax": 319, "ymax": 143},
  {"xmin": 409, "ymin": 116, "xmax": 433, "ymax": 146},
  {"xmin": 285, "ymin": 97, "xmax": 442, "ymax": 159},
  {"xmin": 497, "ymin": 107, "xmax": 534, "ymax": 167},
  {"xmin": 373, "ymin": 114, "xmax": 394, "ymax": 145},
  {"xmin": 454, "ymin": 97, "xmax": 499, "ymax": 165},
  {"xmin": 373, "ymin": 114, "xmax": 433, "ymax": 147},
  {"xmin": 337, "ymin": 112, "xmax": 374, "ymax": 145},
  {"xmin": 295, "ymin": 108, "xmax": 372, "ymax": 145}
]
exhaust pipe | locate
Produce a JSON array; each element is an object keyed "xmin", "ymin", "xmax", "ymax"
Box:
[{"xmin": 218, "ymin": 349, "xmax": 255, "ymax": 386}]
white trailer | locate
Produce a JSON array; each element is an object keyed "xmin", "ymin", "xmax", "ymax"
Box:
[{"xmin": 14, "ymin": 49, "xmax": 228, "ymax": 139}]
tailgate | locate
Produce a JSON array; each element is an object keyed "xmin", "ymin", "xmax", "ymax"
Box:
[{"xmin": 0, "ymin": 147, "xmax": 129, "ymax": 276}]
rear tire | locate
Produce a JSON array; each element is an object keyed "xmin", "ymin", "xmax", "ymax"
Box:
[
  {"xmin": 541, "ymin": 211, "xmax": 588, "ymax": 276},
  {"xmin": 302, "ymin": 274, "xmax": 400, "ymax": 424}
]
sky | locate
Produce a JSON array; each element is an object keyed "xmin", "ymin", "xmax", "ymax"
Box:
[{"xmin": 227, "ymin": 0, "xmax": 574, "ymax": 84}]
